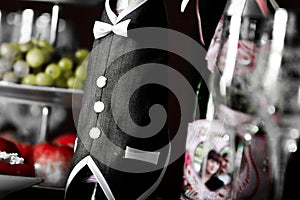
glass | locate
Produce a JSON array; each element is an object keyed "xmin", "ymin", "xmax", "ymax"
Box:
[
  {"xmin": 210, "ymin": 7, "xmax": 274, "ymax": 199},
  {"xmin": 254, "ymin": 8, "xmax": 300, "ymax": 200}
]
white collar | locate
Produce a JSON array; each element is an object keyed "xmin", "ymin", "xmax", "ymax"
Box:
[
  {"xmin": 181, "ymin": 0, "xmax": 190, "ymax": 12},
  {"xmin": 105, "ymin": 0, "xmax": 148, "ymax": 25}
]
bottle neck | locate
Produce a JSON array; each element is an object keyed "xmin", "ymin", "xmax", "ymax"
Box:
[
  {"xmin": 116, "ymin": 0, "xmax": 129, "ymax": 10},
  {"xmin": 221, "ymin": 0, "xmax": 276, "ymax": 43},
  {"xmin": 111, "ymin": 0, "xmax": 132, "ymax": 14}
]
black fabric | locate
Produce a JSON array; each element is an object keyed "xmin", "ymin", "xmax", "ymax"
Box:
[
  {"xmin": 205, "ymin": 176, "xmax": 224, "ymax": 191},
  {"xmin": 65, "ymin": 0, "xmax": 178, "ymax": 199},
  {"xmin": 66, "ymin": 166, "xmax": 108, "ymax": 200}
]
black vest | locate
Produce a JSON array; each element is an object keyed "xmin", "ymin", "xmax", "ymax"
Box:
[{"xmin": 65, "ymin": 0, "xmax": 173, "ymax": 199}]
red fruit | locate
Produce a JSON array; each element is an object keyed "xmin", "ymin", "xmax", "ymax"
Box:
[
  {"xmin": 15, "ymin": 143, "xmax": 33, "ymax": 162},
  {"xmin": 0, "ymin": 137, "xmax": 35, "ymax": 177},
  {"xmin": 52, "ymin": 133, "xmax": 76, "ymax": 148},
  {"xmin": 0, "ymin": 135, "xmax": 33, "ymax": 160},
  {"xmin": 0, "ymin": 137, "xmax": 20, "ymax": 154},
  {"xmin": 30, "ymin": 142, "xmax": 74, "ymax": 187}
]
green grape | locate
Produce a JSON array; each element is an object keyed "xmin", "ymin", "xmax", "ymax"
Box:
[
  {"xmin": 74, "ymin": 49, "xmax": 89, "ymax": 64},
  {"xmin": 0, "ymin": 58, "xmax": 13, "ymax": 73},
  {"xmin": 2, "ymin": 71, "xmax": 18, "ymax": 83},
  {"xmin": 45, "ymin": 63, "xmax": 62, "ymax": 79},
  {"xmin": 58, "ymin": 57, "xmax": 73, "ymax": 71},
  {"xmin": 19, "ymin": 41, "xmax": 34, "ymax": 53},
  {"xmin": 10, "ymin": 43, "xmax": 20, "ymax": 51},
  {"xmin": 67, "ymin": 76, "xmax": 83, "ymax": 90},
  {"xmin": 26, "ymin": 47, "xmax": 45, "ymax": 68},
  {"xmin": 13, "ymin": 60, "xmax": 30, "ymax": 78},
  {"xmin": 31, "ymin": 38, "xmax": 38, "ymax": 46},
  {"xmin": 21, "ymin": 74, "xmax": 36, "ymax": 85},
  {"xmin": 0, "ymin": 43, "xmax": 19, "ymax": 60},
  {"xmin": 35, "ymin": 72, "xmax": 53, "ymax": 86},
  {"xmin": 54, "ymin": 76, "xmax": 67, "ymax": 88},
  {"xmin": 62, "ymin": 70, "xmax": 73, "ymax": 79},
  {"xmin": 41, "ymin": 48, "xmax": 51, "ymax": 64},
  {"xmin": 37, "ymin": 39, "xmax": 54, "ymax": 53},
  {"xmin": 10, "ymin": 43, "xmax": 22, "ymax": 61},
  {"xmin": 75, "ymin": 65, "xmax": 87, "ymax": 81}
]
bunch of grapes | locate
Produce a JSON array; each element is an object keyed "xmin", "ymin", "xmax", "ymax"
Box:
[{"xmin": 0, "ymin": 39, "xmax": 89, "ymax": 90}]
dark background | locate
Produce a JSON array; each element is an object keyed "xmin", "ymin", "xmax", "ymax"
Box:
[{"xmin": 0, "ymin": 0, "xmax": 215, "ymax": 49}]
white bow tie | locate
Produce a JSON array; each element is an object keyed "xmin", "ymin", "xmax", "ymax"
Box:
[{"xmin": 93, "ymin": 19, "xmax": 131, "ymax": 39}]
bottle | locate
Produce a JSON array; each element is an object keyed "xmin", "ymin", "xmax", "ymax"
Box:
[
  {"xmin": 213, "ymin": 0, "xmax": 276, "ymax": 116},
  {"xmin": 184, "ymin": 1, "xmax": 279, "ymax": 200},
  {"xmin": 116, "ymin": 0, "xmax": 128, "ymax": 13},
  {"xmin": 210, "ymin": 0, "xmax": 279, "ymax": 199}
]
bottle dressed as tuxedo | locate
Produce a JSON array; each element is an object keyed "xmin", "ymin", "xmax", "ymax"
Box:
[{"xmin": 64, "ymin": 0, "xmax": 173, "ymax": 199}]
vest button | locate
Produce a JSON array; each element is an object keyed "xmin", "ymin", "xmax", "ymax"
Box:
[
  {"xmin": 96, "ymin": 76, "xmax": 107, "ymax": 88},
  {"xmin": 94, "ymin": 101, "xmax": 105, "ymax": 113},
  {"xmin": 89, "ymin": 127, "xmax": 101, "ymax": 139}
]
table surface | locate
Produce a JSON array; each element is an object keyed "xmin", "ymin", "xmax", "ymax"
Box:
[{"xmin": 4, "ymin": 185, "xmax": 65, "ymax": 200}]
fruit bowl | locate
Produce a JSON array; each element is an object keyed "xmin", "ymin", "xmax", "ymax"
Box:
[
  {"xmin": 0, "ymin": 81, "xmax": 83, "ymax": 108},
  {"xmin": 0, "ymin": 175, "xmax": 43, "ymax": 200}
]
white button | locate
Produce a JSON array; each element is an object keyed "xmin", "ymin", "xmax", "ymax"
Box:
[
  {"xmin": 89, "ymin": 127, "xmax": 101, "ymax": 139},
  {"xmin": 96, "ymin": 76, "xmax": 107, "ymax": 88},
  {"xmin": 94, "ymin": 101, "xmax": 105, "ymax": 113}
]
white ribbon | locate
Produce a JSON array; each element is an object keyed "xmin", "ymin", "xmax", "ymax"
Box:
[{"xmin": 93, "ymin": 19, "xmax": 131, "ymax": 39}]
